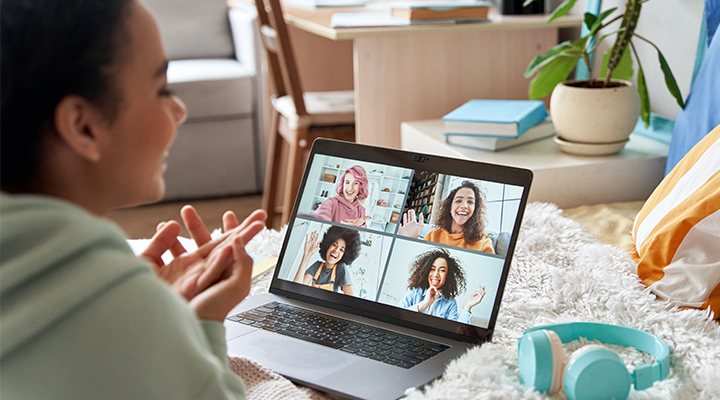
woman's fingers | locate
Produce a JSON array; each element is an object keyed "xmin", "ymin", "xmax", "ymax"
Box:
[
  {"xmin": 223, "ymin": 211, "xmax": 240, "ymax": 231},
  {"xmin": 233, "ymin": 209, "xmax": 267, "ymax": 235},
  {"xmin": 236, "ymin": 220, "xmax": 265, "ymax": 246},
  {"xmin": 139, "ymin": 220, "xmax": 182, "ymax": 268},
  {"xmin": 196, "ymin": 244, "xmax": 234, "ymax": 290},
  {"xmin": 181, "ymin": 205, "xmax": 213, "ymax": 246},
  {"xmin": 231, "ymin": 236, "xmax": 254, "ymax": 288}
]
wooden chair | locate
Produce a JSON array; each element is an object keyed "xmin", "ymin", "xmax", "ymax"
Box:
[{"xmin": 254, "ymin": 0, "xmax": 355, "ymax": 228}]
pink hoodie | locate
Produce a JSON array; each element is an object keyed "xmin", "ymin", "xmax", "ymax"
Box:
[{"xmin": 313, "ymin": 195, "xmax": 367, "ymax": 227}]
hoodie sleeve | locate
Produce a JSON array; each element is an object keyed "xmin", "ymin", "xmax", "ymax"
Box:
[
  {"xmin": 0, "ymin": 194, "xmax": 246, "ymax": 400},
  {"xmin": 312, "ymin": 197, "xmax": 336, "ymax": 221},
  {"xmin": 3, "ymin": 269, "xmax": 247, "ymax": 400}
]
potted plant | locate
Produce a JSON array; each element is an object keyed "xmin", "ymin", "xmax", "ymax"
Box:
[{"xmin": 524, "ymin": 0, "xmax": 686, "ymax": 154}]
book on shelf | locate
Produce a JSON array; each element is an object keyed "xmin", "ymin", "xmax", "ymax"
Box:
[
  {"xmin": 390, "ymin": 1, "xmax": 492, "ymax": 21},
  {"xmin": 444, "ymin": 120, "xmax": 555, "ymax": 151},
  {"xmin": 330, "ymin": 11, "xmax": 456, "ymax": 27},
  {"xmin": 284, "ymin": 0, "xmax": 367, "ymax": 9},
  {"xmin": 442, "ymin": 99, "xmax": 548, "ymax": 138}
]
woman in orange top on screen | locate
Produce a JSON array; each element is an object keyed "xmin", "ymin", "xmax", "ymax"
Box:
[{"xmin": 399, "ymin": 181, "xmax": 494, "ymax": 254}]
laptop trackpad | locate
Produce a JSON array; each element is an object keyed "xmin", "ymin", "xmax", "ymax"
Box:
[{"xmin": 227, "ymin": 330, "xmax": 359, "ymax": 382}]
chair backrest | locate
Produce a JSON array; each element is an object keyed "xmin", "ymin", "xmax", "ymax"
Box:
[{"xmin": 253, "ymin": 0, "xmax": 308, "ymax": 116}]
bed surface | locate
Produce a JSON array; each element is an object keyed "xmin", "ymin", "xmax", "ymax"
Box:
[{"xmin": 235, "ymin": 201, "xmax": 720, "ymax": 400}]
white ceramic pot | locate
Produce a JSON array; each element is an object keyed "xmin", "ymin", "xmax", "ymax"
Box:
[{"xmin": 550, "ymin": 79, "xmax": 640, "ymax": 145}]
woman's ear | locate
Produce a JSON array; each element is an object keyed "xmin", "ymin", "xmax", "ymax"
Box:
[{"xmin": 53, "ymin": 95, "xmax": 108, "ymax": 163}]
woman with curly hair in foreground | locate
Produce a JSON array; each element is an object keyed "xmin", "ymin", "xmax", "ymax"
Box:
[
  {"xmin": 293, "ymin": 225, "xmax": 362, "ymax": 295},
  {"xmin": 399, "ymin": 248, "xmax": 486, "ymax": 324}
]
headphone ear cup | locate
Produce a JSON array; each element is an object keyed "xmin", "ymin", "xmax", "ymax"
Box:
[
  {"xmin": 563, "ymin": 345, "xmax": 632, "ymax": 400},
  {"xmin": 517, "ymin": 330, "xmax": 565, "ymax": 394}
]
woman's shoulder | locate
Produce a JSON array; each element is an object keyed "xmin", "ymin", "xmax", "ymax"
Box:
[
  {"xmin": 0, "ymin": 192, "xmax": 151, "ymax": 301},
  {"xmin": 424, "ymin": 228, "xmax": 443, "ymax": 239},
  {"xmin": 1, "ymin": 192, "xmax": 128, "ymax": 242}
]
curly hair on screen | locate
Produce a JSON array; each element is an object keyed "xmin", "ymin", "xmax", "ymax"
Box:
[
  {"xmin": 318, "ymin": 225, "xmax": 362, "ymax": 265},
  {"xmin": 434, "ymin": 181, "xmax": 487, "ymax": 244},
  {"xmin": 407, "ymin": 248, "xmax": 466, "ymax": 299}
]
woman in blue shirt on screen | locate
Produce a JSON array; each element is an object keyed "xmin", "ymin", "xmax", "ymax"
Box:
[{"xmin": 399, "ymin": 248, "xmax": 485, "ymax": 324}]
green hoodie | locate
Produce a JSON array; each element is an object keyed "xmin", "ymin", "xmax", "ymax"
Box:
[{"xmin": 0, "ymin": 193, "xmax": 246, "ymax": 399}]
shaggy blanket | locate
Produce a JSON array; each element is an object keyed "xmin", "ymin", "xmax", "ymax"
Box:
[{"xmin": 234, "ymin": 203, "xmax": 720, "ymax": 399}]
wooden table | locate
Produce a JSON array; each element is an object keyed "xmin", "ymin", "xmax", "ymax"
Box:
[{"xmin": 279, "ymin": 6, "xmax": 582, "ymax": 149}]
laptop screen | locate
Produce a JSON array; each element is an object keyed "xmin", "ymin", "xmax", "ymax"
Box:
[{"xmin": 271, "ymin": 139, "xmax": 532, "ymax": 343}]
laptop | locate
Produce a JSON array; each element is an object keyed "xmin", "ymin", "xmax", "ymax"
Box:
[{"xmin": 224, "ymin": 139, "xmax": 533, "ymax": 399}]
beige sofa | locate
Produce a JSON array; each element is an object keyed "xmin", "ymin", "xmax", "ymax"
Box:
[{"xmin": 144, "ymin": 0, "xmax": 264, "ymax": 200}]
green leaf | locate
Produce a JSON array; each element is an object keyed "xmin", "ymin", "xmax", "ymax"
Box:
[
  {"xmin": 548, "ymin": 0, "xmax": 579, "ymax": 22},
  {"xmin": 657, "ymin": 50, "xmax": 686, "ymax": 109},
  {"xmin": 598, "ymin": 46, "xmax": 633, "ymax": 81},
  {"xmin": 524, "ymin": 41, "xmax": 574, "ymax": 78},
  {"xmin": 588, "ymin": 7, "xmax": 618, "ymax": 37},
  {"xmin": 522, "ymin": 0, "xmax": 538, "ymax": 7},
  {"xmin": 528, "ymin": 54, "xmax": 580, "ymax": 99},
  {"xmin": 636, "ymin": 62, "xmax": 650, "ymax": 128},
  {"xmin": 584, "ymin": 12, "xmax": 597, "ymax": 31},
  {"xmin": 607, "ymin": 0, "xmax": 641, "ymax": 72}
]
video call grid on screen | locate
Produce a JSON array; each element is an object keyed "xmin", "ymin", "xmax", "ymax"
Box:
[{"xmin": 279, "ymin": 154, "xmax": 524, "ymax": 329}]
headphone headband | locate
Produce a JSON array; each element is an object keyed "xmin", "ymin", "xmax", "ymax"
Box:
[{"xmin": 524, "ymin": 322, "xmax": 670, "ymax": 389}]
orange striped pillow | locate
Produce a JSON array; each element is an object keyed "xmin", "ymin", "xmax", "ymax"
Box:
[{"xmin": 632, "ymin": 123, "xmax": 720, "ymax": 318}]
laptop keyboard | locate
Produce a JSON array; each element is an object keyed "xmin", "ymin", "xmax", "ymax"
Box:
[{"xmin": 227, "ymin": 302, "xmax": 449, "ymax": 369}]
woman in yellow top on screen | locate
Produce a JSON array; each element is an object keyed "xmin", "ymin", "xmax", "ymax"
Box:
[{"xmin": 398, "ymin": 181, "xmax": 495, "ymax": 254}]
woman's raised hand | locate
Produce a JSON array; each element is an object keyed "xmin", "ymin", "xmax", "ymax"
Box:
[
  {"xmin": 302, "ymin": 231, "xmax": 320, "ymax": 260},
  {"xmin": 343, "ymin": 215, "xmax": 371, "ymax": 227},
  {"xmin": 417, "ymin": 286, "xmax": 439, "ymax": 313},
  {"xmin": 397, "ymin": 209, "xmax": 424, "ymax": 238},
  {"xmin": 463, "ymin": 285, "xmax": 486, "ymax": 312}
]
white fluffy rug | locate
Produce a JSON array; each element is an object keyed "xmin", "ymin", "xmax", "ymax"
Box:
[{"xmin": 242, "ymin": 202, "xmax": 720, "ymax": 400}]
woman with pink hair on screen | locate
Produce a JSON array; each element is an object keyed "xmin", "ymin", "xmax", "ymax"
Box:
[{"xmin": 314, "ymin": 165, "xmax": 371, "ymax": 227}]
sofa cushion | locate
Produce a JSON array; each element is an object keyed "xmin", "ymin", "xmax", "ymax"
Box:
[
  {"xmin": 168, "ymin": 59, "xmax": 254, "ymax": 118},
  {"xmin": 163, "ymin": 119, "xmax": 259, "ymax": 200},
  {"xmin": 143, "ymin": 0, "xmax": 234, "ymax": 60},
  {"xmin": 632, "ymin": 123, "xmax": 720, "ymax": 317}
]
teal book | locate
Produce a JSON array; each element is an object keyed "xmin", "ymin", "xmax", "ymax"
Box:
[
  {"xmin": 632, "ymin": 113, "xmax": 675, "ymax": 145},
  {"xmin": 442, "ymin": 99, "xmax": 548, "ymax": 138}
]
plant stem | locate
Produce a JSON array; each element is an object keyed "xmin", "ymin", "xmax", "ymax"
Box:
[
  {"xmin": 633, "ymin": 32, "xmax": 662, "ymax": 52},
  {"xmin": 600, "ymin": 14, "xmax": 624, "ymax": 30},
  {"xmin": 582, "ymin": 53, "xmax": 592, "ymax": 81}
]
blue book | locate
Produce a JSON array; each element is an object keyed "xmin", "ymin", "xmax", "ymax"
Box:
[
  {"xmin": 632, "ymin": 113, "xmax": 675, "ymax": 145},
  {"xmin": 442, "ymin": 99, "xmax": 548, "ymax": 138}
]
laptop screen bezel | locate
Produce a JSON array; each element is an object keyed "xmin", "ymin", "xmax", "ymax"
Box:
[{"xmin": 268, "ymin": 139, "xmax": 533, "ymax": 344}]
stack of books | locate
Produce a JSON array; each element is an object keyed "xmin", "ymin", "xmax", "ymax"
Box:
[
  {"xmin": 442, "ymin": 99, "xmax": 554, "ymax": 151},
  {"xmin": 390, "ymin": 1, "xmax": 492, "ymax": 21}
]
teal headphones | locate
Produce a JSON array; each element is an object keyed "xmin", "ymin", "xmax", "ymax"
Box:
[{"xmin": 517, "ymin": 322, "xmax": 670, "ymax": 400}]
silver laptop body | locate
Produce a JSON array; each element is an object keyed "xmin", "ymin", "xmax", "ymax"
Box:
[{"xmin": 225, "ymin": 139, "xmax": 533, "ymax": 399}]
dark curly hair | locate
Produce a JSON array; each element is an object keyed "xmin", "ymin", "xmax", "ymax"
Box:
[
  {"xmin": 1, "ymin": 0, "xmax": 132, "ymax": 190},
  {"xmin": 407, "ymin": 248, "xmax": 466, "ymax": 299},
  {"xmin": 434, "ymin": 181, "xmax": 487, "ymax": 244},
  {"xmin": 318, "ymin": 226, "xmax": 362, "ymax": 265}
]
